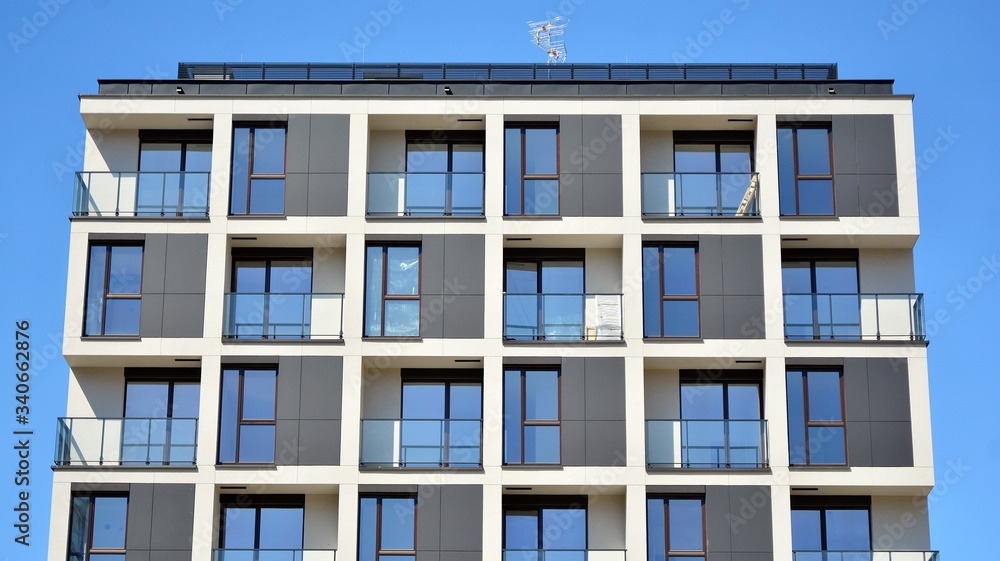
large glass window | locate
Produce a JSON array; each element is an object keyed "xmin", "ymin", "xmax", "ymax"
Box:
[
  {"xmin": 504, "ymin": 258, "xmax": 584, "ymax": 340},
  {"xmin": 84, "ymin": 243, "xmax": 143, "ymax": 336},
  {"xmin": 219, "ymin": 367, "xmax": 277, "ymax": 464},
  {"xmin": 778, "ymin": 125, "xmax": 834, "ymax": 215},
  {"xmin": 674, "ymin": 138, "xmax": 754, "ymax": 215},
  {"xmin": 229, "ymin": 251, "xmax": 314, "ymax": 339},
  {"xmin": 504, "ymin": 368, "xmax": 560, "ymax": 465},
  {"xmin": 400, "ymin": 378, "xmax": 482, "ymax": 467},
  {"xmin": 359, "ymin": 496, "xmax": 417, "ymax": 561},
  {"xmin": 503, "ymin": 499, "xmax": 587, "ymax": 561},
  {"xmin": 220, "ymin": 496, "xmax": 304, "ymax": 558},
  {"xmin": 792, "ymin": 503, "xmax": 871, "ymax": 557},
  {"xmin": 405, "ymin": 135, "xmax": 484, "ymax": 216},
  {"xmin": 68, "ymin": 494, "xmax": 128, "ymax": 561},
  {"xmin": 505, "ymin": 124, "xmax": 559, "ymax": 215},
  {"xmin": 122, "ymin": 377, "xmax": 199, "ymax": 465},
  {"xmin": 230, "ymin": 124, "xmax": 287, "ymax": 215},
  {"xmin": 647, "ymin": 496, "xmax": 705, "ymax": 561},
  {"xmin": 787, "ymin": 369, "xmax": 847, "ymax": 466},
  {"xmin": 643, "ymin": 245, "xmax": 699, "ymax": 338},
  {"xmin": 137, "ymin": 133, "xmax": 212, "ymax": 216},
  {"xmin": 364, "ymin": 244, "xmax": 421, "ymax": 337},
  {"xmin": 782, "ymin": 256, "xmax": 860, "ymax": 340},
  {"xmin": 679, "ymin": 377, "xmax": 763, "ymax": 468}
]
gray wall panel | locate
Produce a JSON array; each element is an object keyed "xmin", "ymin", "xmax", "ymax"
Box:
[
  {"xmin": 843, "ymin": 359, "xmax": 870, "ymax": 422},
  {"xmin": 416, "ymin": 485, "xmax": 442, "ymax": 551},
  {"xmin": 834, "ymin": 174, "xmax": 861, "ymax": 217},
  {"xmin": 700, "ymin": 295, "xmax": 725, "ymax": 339},
  {"xmin": 440, "ymin": 486, "xmax": 484, "ymax": 551},
  {"xmin": 847, "ymin": 421, "xmax": 873, "ymax": 467},
  {"xmin": 139, "ymin": 294, "xmax": 164, "ymax": 338},
  {"xmin": 698, "ymin": 235, "xmax": 724, "ymax": 296},
  {"xmin": 858, "ymin": 174, "xmax": 899, "ymax": 217},
  {"xmin": 582, "ymin": 174, "xmax": 624, "ymax": 217},
  {"xmin": 867, "ymin": 358, "xmax": 910, "ymax": 422},
  {"xmin": 584, "ymin": 420, "xmax": 626, "ymax": 465},
  {"xmin": 721, "ymin": 236, "xmax": 764, "ymax": 296},
  {"xmin": 149, "ymin": 484, "xmax": 195, "ymax": 550},
  {"xmin": 300, "ymin": 357, "xmax": 343, "ymax": 419},
  {"xmin": 276, "ymin": 356, "xmax": 303, "ymax": 420},
  {"xmin": 309, "ymin": 115, "xmax": 351, "ymax": 173},
  {"xmin": 297, "ymin": 419, "xmax": 341, "ymax": 465},
  {"xmin": 285, "ymin": 172, "xmax": 309, "ymax": 216},
  {"xmin": 561, "ymin": 420, "xmax": 586, "ymax": 466},
  {"xmin": 584, "ymin": 357, "xmax": 626, "ymax": 420},
  {"xmin": 832, "ymin": 116, "xmax": 857, "ymax": 174},
  {"xmin": 706, "ymin": 486, "xmax": 733, "ymax": 553},
  {"xmin": 559, "ymin": 173, "xmax": 584, "ymax": 216},
  {"xmin": 421, "ymin": 235, "xmax": 446, "ymax": 295},
  {"xmin": 274, "ymin": 419, "xmax": 300, "ymax": 465},
  {"xmin": 561, "ymin": 358, "xmax": 586, "ymax": 421},
  {"xmin": 419, "ymin": 295, "xmax": 446, "ymax": 338},
  {"xmin": 159, "ymin": 294, "xmax": 205, "ymax": 338},
  {"xmin": 125, "ymin": 484, "xmax": 154, "ymax": 550},
  {"xmin": 442, "ymin": 295, "xmax": 485, "ymax": 339},
  {"xmin": 307, "ymin": 173, "xmax": 349, "ymax": 216},
  {"xmin": 126, "ymin": 551, "xmax": 151, "ymax": 561},
  {"xmin": 559, "ymin": 115, "xmax": 584, "ymax": 174},
  {"xmin": 163, "ymin": 235, "xmax": 208, "ymax": 294},
  {"xmin": 729, "ymin": 487, "xmax": 772, "ymax": 553},
  {"xmin": 855, "ymin": 115, "xmax": 897, "ymax": 174},
  {"xmin": 286, "ymin": 115, "xmax": 311, "ymax": 174},
  {"xmin": 141, "ymin": 234, "xmax": 168, "ymax": 294},
  {"xmin": 870, "ymin": 421, "xmax": 913, "ymax": 466},
  {"xmin": 444, "ymin": 235, "xmax": 486, "ymax": 294},
  {"xmin": 581, "ymin": 115, "xmax": 623, "ymax": 174},
  {"xmin": 723, "ymin": 296, "xmax": 765, "ymax": 339}
]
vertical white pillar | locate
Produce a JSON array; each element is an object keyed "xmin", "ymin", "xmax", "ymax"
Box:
[
  {"xmin": 621, "ymin": 113, "xmax": 642, "ymax": 219},
  {"xmin": 347, "ymin": 114, "xmax": 370, "ymax": 218}
]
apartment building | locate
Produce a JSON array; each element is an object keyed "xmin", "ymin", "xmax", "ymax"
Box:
[{"xmin": 51, "ymin": 62, "xmax": 937, "ymax": 561}]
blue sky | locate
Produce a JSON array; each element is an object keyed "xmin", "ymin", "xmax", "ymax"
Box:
[{"xmin": 1, "ymin": 0, "xmax": 997, "ymax": 558}]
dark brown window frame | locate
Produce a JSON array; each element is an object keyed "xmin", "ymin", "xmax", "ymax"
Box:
[
  {"xmin": 781, "ymin": 253, "xmax": 860, "ymax": 340},
  {"xmin": 502, "ymin": 495, "xmax": 588, "ymax": 552},
  {"xmin": 504, "ymin": 123, "xmax": 560, "ymax": 216},
  {"xmin": 68, "ymin": 492, "xmax": 130, "ymax": 561},
  {"xmin": 218, "ymin": 365, "xmax": 278, "ymax": 465},
  {"xmin": 778, "ymin": 123, "xmax": 836, "ymax": 216},
  {"xmin": 137, "ymin": 132, "xmax": 214, "ymax": 217},
  {"xmin": 503, "ymin": 366, "xmax": 561, "ymax": 466},
  {"xmin": 404, "ymin": 132, "xmax": 486, "ymax": 216},
  {"xmin": 219, "ymin": 494, "xmax": 305, "ymax": 551},
  {"xmin": 364, "ymin": 243, "xmax": 422, "ymax": 338},
  {"xmin": 229, "ymin": 123, "xmax": 288, "ymax": 216},
  {"xmin": 358, "ymin": 494, "xmax": 418, "ymax": 560},
  {"xmin": 643, "ymin": 243, "xmax": 700, "ymax": 338},
  {"xmin": 83, "ymin": 242, "xmax": 144, "ymax": 337},
  {"xmin": 122, "ymin": 376, "xmax": 200, "ymax": 466},
  {"xmin": 787, "ymin": 368, "xmax": 848, "ymax": 467},
  {"xmin": 646, "ymin": 495, "xmax": 707, "ymax": 559},
  {"xmin": 790, "ymin": 497, "xmax": 872, "ymax": 551},
  {"xmin": 399, "ymin": 376, "xmax": 484, "ymax": 468},
  {"xmin": 678, "ymin": 376, "xmax": 764, "ymax": 421}
]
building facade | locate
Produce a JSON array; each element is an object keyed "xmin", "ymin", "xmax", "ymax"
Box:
[{"xmin": 51, "ymin": 62, "xmax": 937, "ymax": 561}]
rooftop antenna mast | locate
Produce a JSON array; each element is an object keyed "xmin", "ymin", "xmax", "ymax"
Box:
[{"xmin": 527, "ymin": 17, "xmax": 570, "ymax": 64}]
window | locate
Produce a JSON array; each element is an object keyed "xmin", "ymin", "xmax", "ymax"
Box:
[
  {"xmin": 122, "ymin": 376, "xmax": 199, "ymax": 465},
  {"xmin": 778, "ymin": 125, "xmax": 834, "ymax": 215},
  {"xmin": 68, "ymin": 494, "xmax": 128, "ymax": 561},
  {"xmin": 84, "ymin": 243, "xmax": 143, "ymax": 336},
  {"xmin": 792, "ymin": 500, "xmax": 871, "ymax": 556},
  {"xmin": 674, "ymin": 135, "xmax": 754, "ymax": 216},
  {"xmin": 359, "ymin": 496, "xmax": 417, "ymax": 561},
  {"xmin": 786, "ymin": 369, "xmax": 847, "ymax": 465},
  {"xmin": 679, "ymin": 376, "xmax": 764, "ymax": 468},
  {"xmin": 505, "ymin": 124, "xmax": 559, "ymax": 215},
  {"xmin": 642, "ymin": 245, "xmax": 699, "ymax": 337},
  {"xmin": 782, "ymin": 255, "xmax": 860, "ymax": 340},
  {"xmin": 229, "ymin": 250, "xmax": 314, "ymax": 339},
  {"xmin": 647, "ymin": 496, "xmax": 705, "ymax": 561},
  {"xmin": 405, "ymin": 133, "xmax": 484, "ymax": 216},
  {"xmin": 504, "ymin": 368, "xmax": 560, "ymax": 465},
  {"xmin": 504, "ymin": 498, "xmax": 587, "ymax": 560},
  {"xmin": 400, "ymin": 376, "xmax": 482, "ymax": 467},
  {"xmin": 137, "ymin": 131, "xmax": 212, "ymax": 216},
  {"xmin": 364, "ymin": 244, "xmax": 421, "ymax": 337},
  {"xmin": 230, "ymin": 124, "xmax": 287, "ymax": 215},
  {"xmin": 220, "ymin": 496, "xmax": 304, "ymax": 556},
  {"xmin": 504, "ymin": 257, "xmax": 584, "ymax": 340},
  {"xmin": 219, "ymin": 367, "xmax": 277, "ymax": 464}
]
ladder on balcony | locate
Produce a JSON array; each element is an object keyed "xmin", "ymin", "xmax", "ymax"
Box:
[{"xmin": 735, "ymin": 175, "xmax": 759, "ymax": 216}]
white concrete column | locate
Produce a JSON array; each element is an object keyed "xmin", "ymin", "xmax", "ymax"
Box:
[
  {"xmin": 210, "ymin": 113, "xmax": 233, "ymax": 219},
  {"xmin": 621, "ymin": 233, "xmax": 644, "ymax": 342},
  {"xmin": 482, "ymin": 483, "xmax": 503, "ymax": 561},
  {"xmin": 191, "ymin": 482, "xmax": 217, "ymax": 561},
  {"xmin": 485, "ymin": 113, "xmax": 505, "ymax": 219},
  {"xmin": 341, "ymin": 354, "xmax": 364, "ymax": 469},
  {"xmin": 771, "ymin": 483, "xmax": 793, "ymax": 561},
  {"xmin": 46, "ymin": 480, "xmax": 73, "ymax": 561},
  {"xmin": 337, "ymin": 484, "xmax": 359, "ymax": 559},
  {"xmin": 621, "ymin": 113, "xmax": 642, "ymax": 219},
  {"xmin": 624, "ymin": 355, "xmax": 646, "ymax": 469},
  {"xmin": 201, "ymin": 231, "xmax": 230, "ymax": 340},
  {"xmin": 197, "ymin": 355, "xmax": 222, "ymax": 467},
  {"xmin": 625, "ymin": 484, "xmax": 647, "ymax": 561},
  {"xmin": 482, "ymin": 355, "xmax": 504, "ymax": 468},
  {"xmin": 755, "ymin": 114, "xmax": 779, "ymax": 219},
  {"xmin": 347, "ymin": 114, "xmax": 370, "ymax": 218}
]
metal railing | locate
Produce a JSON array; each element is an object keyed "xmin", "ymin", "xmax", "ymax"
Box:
[
  {"xmin": 503, "ymin": 293, "xmax": 623, "ymax": 341},
  {"xmin": 223, "ymin": 293, "xmax": 344, "ymax": 340},
  {"xmin": 212, "ymin": 549, "xmax": 337, "ymax": 561},
  {"xmin": 55, "ymin": 417, "xmax": 198, "ymax": 466},
  {"xmin": 178, "ymin": 62, "xmax": 838, "ymax": 81},
  {"xmin": 74, "ymin": 171, "xmax": 210, "ymax": 217},
  {"xmin": 367, "ymin": 172, "xmax": 485, "ymax": 216},
  {"xmin": 641, "ymin": 172, "xmax": 759, "ymax": 217},
  {"xmin": 783, "ymin": 293, "xmax": 926, "ymax": 341},
  {"xmin": 360, "ymin": 419, "xmax": 482, "ymax": 468},
  {"xmin": 792, "ymin": 552, "xmax": 939, "ymax": 561},
  {"xmin": 645, "ymin": 419, "xmax": 769, "ymax": 469},
  {"xmin": 502, "ymin": 550, "xmax": 626, "ymax": 561}
]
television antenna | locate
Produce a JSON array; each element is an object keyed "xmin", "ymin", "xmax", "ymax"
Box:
[{"xmin": 528, "ymin": 17, "xmax": 570, "ymax": 63}]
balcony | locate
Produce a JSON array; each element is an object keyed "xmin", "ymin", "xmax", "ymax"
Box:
[
  {"xmin": 74, "ymin": 171, "xmax": 210, "ymax": 217},
  {"xmin": 645, "ymin": 419, "xmax": 769, "ymax": 469},
  {"xmin": 783, "ymin": 293, "xmax": 926, "ymax": 341},
  {"xmin": 641, "ymin": 172, "xmax": 759, "ymax": 217},
  {"xmin": 502, "ymin": 293, "xmax": 623, "ymax": 341},
  {"xmin": 792, "ymin": 552, "xmax": 939, "ymax": 561},
  {"xmin": 55, "ymin": 417, "xmax": 198, "ymax": 466},
  {"xmin": 223, "ymin": 293, "xmax": 344, "ymax": 340},
  {"xmin": 359, "ymin": 419, "xmax": 482, "ymax": 468},
  {"xmin": 367, "ymin": 172, "xmax": 485, "ymax": 217},
  {"xmin": 502, "ymin": 550, "xmax": 626, "ymax": 561},
  {"xmin": 212, "ymin": 550, "xmax": 337, "ymax": 561}
]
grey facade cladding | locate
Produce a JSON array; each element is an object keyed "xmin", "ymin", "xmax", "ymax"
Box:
[
  {"xmin": 124, "ymin": 483, "xmax": 195, "ymax": 561},
  {"xmin": 286, "ymin": 114, "xmax": 350, "ymax": 216},
  {"xmin": 706, "ymin": 485, "xmax": 774, "ymax": 560},
  {"xmin": 139, "ymin": 234, "xmax": 208, "ymax": 338},
  {"xmin": 357, "ymin": 484, "xmax": 484, "ymax": 559},
  {"xmin": 844, "ymin": 357, "xmax": 913, "ymax": 467},
  {"xmin": 832, "ymin": 115, "xmax": 899, "ymax": 217},
  {"xmin": 561, "ymin": 357, "xmax": 627, "ymax": 466},
  {"xmin": 275, "ymin": 356, "xmax": 343, "ymax": 466},
  {"xmin": 559, "ymin": 115, "xmax": 624, "ymax": 217},
  {"xmin": 419, "ymin": 234, "xmax": 486, "ymax": 339}
]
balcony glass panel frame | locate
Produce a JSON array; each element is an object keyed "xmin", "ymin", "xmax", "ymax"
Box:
[
  {"xmin": 55, "ymin": 417, "xmax": 199, "ymax": 467},
  {"xmin": 645, "ymin": 419, "xmax": 769, "ymax": 469},
  {"xmin": 503, "ymin": 293, "xmax": 624, "ymax": 341}
]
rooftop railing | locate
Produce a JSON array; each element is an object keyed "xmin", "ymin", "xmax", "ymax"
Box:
[{"xmin": 178, "ymin": 62, "xmax": 838, "ymax": 81}]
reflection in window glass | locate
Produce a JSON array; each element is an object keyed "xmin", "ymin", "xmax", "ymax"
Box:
[
  {"xmin": 506, "ymin": 125, "xmax": 559, "ymax": 215},
  {"xmin": 365, "ymin": 245, "xmax": 420, "ymax": 337},
  {"xmin": 786, "ymin": 369, "xmax": 847, "ymax": 465},
  {"xmin": 777, "ymin": 125, "xmax": 835, "ymax": 215},
  {"xmin": 504, "ymin": 504, "xmax": 586, "ymax": 555},
  {"xmin": 231, "ymin": 125, "xmax": 286, "ymax": 215},
  {"xmin": 359, "ymin": 496, "xmax": 417, "ymax": 560},
  {"xmin": 505, "ymin": 369, "xmax": 560, "ymax": 465},
  {"xmin": 791, "ymin": 506, "xmax": 870, "ymax": 552},
  {"xmin": 68, "ymin": 495, "xmax": 128, "ymax": 561},
  {"xmin": 85, "ymin": 244, "xmax": 143, "ymax": 336},
  {"xmin": 643, "ymin": 245, "xmax": 699, "ymax": 337},
  {"xmin": 647, "ymin": 497, "xmax": 705, "ymax": 561},
  {"xmin": 219, "ymin": 368, "xmax": 277, "ymax": 464}
]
